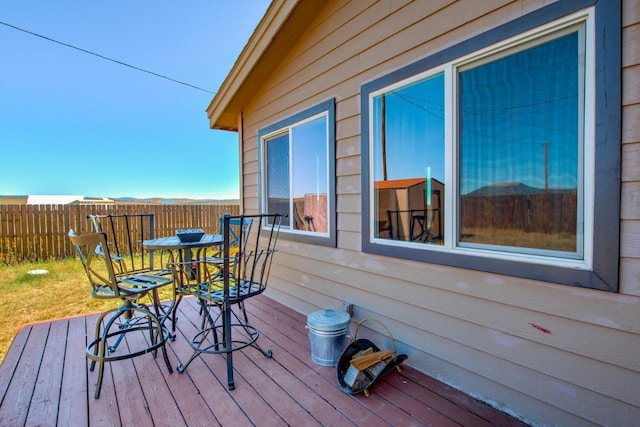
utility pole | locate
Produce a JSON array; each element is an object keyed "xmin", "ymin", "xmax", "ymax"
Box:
[{"xmin": 544, "ymin": 141, "xmax": 548, "ymax": 193}]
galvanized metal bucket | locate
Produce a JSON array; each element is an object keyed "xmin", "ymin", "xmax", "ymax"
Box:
[{"xmin": 307, "ymin": 309, "xmax": 351, "ymax": 366}]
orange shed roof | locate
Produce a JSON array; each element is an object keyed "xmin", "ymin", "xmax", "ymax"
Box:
[{"xmin": 374, "ymin": 178, "xmax": 426, "ymax": 190}]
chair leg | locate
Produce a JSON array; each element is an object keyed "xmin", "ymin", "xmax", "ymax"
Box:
[
  {"xmin": 223, "ymin": 301, "xmax": 235, "ymax": 390},
  {"xmin": 230, "ymin": 305, "xmax": 272, "ymax": 359},
  {"xmin": 199, "ymin": 301, "xmax": 220, "ymax": 346},
  {"xmin": 136, "ymin": 304, "xmax": 173, "ymax": 375},
  {"xmin": 89, "ymin": 308, "xmax": 115, "ymax": 373},
  {"xmin": 151, "ymin": 289, "xmax": 177, "ymax": 340},
  {"xmin": 95, "ymin": 341, "xmax": 106, "ymax": 399},
  {"xmin": 92, "ymin": 306, "xmax": 122, "ymax": 399},
  {"xmin": 177, "ymin": 300, "xmax": 221, "ymax": 373},
  {"xmin": 88, "ymin": 304, "xmax": 173, "ymax": 399},
  {"xmin": 177, "ymin": 299, "xmax": 271, "ymax": 390},
  {"xmin": 177, "ymin": 325, "xmax": 220, "ymax": 373},
  {"xmin": 170, "ymin": 295, "xmax": 184, "ymax": 333},
  {"xmin": 239, "ymin": 300, "xmax": 249, "ymax": 324},
  {"xmin": 148, "ymin": 307, "xmax": 174, "ymax": 375}
]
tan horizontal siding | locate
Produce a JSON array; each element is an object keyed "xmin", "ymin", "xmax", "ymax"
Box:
[
  {"xmin": 624, "ymin": 0, "xmax": 640, "ymax": 26},
  {"xmin": 621, "ymin": 141, "xmax": 640, "ymax": 180},
  {"xmin": 276, "ymin": 240, "xmax": 640, "ymax": 363},
  {"xmin": 623, "ymin": 65, "xmax": 640, "ymax": 105},
  {"xmin": 335, "ymin": 135, "xmax": 360, "ymax": 160},
  {"xmin": 337, "ymin": 175, "xmax": 361, "ymax": 195},
  {"xmin": 623, "ymin": 23, "xmax": 640, "ymax": 66},
  {"xmin": 621, "ymin": 0, "xmax": 640, "ymax": 297},
  {"xmin": 338, "ymin": 212, "xmax": 361, "ymax": 233},
  {"xmin": 622, "ymin": 104, "xmax": 640, "ymax": 144},
  {"xmin": 235, "ymin": 0, "xmax": 640, "ymax": 424},
  {"xmin": 336, "ymin": 156, "xmax": 359, "ymax": 178},
  {"xmin": 272, "ymin": 242, "xmax": 640, "ymax": 419}
]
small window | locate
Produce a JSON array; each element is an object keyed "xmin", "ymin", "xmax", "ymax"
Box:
[
  {"xmin": 371, "ymin": 72, "xmax": 446, "ymax": 245},
  {"xmin": 361, "ymin": 2, "xmax": 620, "ymax": 291},
  {"xmin": 259, "ymin": 99, "xmax": 336, "ymax": 246}
]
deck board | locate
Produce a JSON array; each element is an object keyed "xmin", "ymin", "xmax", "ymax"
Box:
[
  {"xmin": 26, "ymin": 319, "xmax": 66, "ymax": 427},
  {"xmin": 58, "ymin": 315, "xmax": 89, "ymax": 426},
  {"xmin": 0, "ymin": 295, "xmax": 528, "ymax": 426}
]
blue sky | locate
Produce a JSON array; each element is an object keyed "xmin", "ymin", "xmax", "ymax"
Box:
[
  {"xmin": 0, "ymin": 1, "xmax": 270, "ymax": 199},
  {"xmin": 372, "ymin": 32, "xmax": 579, "ymax": 195}
]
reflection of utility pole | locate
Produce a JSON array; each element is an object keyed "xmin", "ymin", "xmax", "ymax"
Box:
[
  {"xmin": 316, "ymin": 155, "xmax": 320, "ymax": 201},
  {"xmin": 544, "ymin": 141, "xmax": 548, "ymax": 193},
  {"xmin": 381, "ymin": 94, "xmax": 387, "ymax": 181}
]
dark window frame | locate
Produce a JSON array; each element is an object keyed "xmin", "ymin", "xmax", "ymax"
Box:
[
  {"xmin": 360, "ymin": 0, "xmax": 620, "ymax": 291},
  {"xmin": 258, "ymin": 98, "xmax": 337, "ymax": 247}
]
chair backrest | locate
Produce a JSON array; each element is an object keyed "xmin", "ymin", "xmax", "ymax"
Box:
[
  {"xmin": 223, "ymin": 213, "xmax": 284, "ymax": 300},
  {"xmin": 88, "ymin": 213, "xmax": 155, "ymax": 276},
  {"xmin": 68, "ymin": 230, "xmax": 121, "ymax": 299},
  {"xmin": 218, "ymin": 216, "xmax": 253, "ymax": 251}
]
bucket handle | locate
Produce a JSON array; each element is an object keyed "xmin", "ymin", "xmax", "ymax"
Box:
[{"xmin": 353, "ymin": 317, "xmax": 396, "ymax": 354}]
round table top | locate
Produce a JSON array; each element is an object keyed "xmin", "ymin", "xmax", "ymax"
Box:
[{"xmin": 143, "ymin": 234, "xmax": 223, "ymax": 250}]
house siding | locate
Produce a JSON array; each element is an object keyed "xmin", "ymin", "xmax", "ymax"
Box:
[
  {"xmin": 621, "ymin": 0, "xmax": 640, "ymax": 298},
  {"xmin": 236, "ymin": 0, "xmax": 640, "ymax": 424}
]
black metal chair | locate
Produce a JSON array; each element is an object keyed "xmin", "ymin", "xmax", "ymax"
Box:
[
  {"xmin": 88, "ymin": 213, "xmax": 177, "ymax": 332},
  {"xmin": 88, "ymin": 213, "xmax": 171, "ymax": 276},
  {"xmin": 199, "ymin": 216, "xmax": 254, "ymax": 322},
  {"xmin": 69, "ymin": 230, "xmax": 174, "ymax": 399},
  {"xmin": 173, "ymin": 213, "xmax": 284, "ymax": 389},
  {"xmin": 205, "ymin": 216, "xmax": 253, "ymax": 265}
]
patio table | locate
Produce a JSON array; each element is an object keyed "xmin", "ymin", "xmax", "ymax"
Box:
[
  {"xmin": 143, "ymin": 234, "xmax": 223, "ymax": 253},
  {"xmin": 143, "ymin": 234, "xmax": 223, "ymax": 334}
]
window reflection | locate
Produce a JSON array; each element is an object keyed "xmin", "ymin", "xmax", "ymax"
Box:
[
  {"xmin": 372, "ymin": 73, "xmax": 445, "ymax": 244},
  {"xmin": 371, "ymin": 29, "xmax": 583, "ymax": 254},
  {"xmin": 292, "ymin": 117, "xmax": 328, "ymax": 232},
  {"xmin": 264, "ymin": 114, "xmax": 329, "ymax": 234},
  {"xmin": 266, "ymin": 133, "xmax": 291, "ymax": 227},
  {"xmin": 458, "ymin": 32, "xmax": 580, "ymax": 252}
]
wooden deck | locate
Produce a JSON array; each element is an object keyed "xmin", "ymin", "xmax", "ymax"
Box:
[{"xmin": 0, "ymin": 295, "xmax": 527, "ymax": 426}]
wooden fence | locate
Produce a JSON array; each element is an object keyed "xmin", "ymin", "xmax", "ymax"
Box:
[
  {"xmin": 0, "ymin": 203, "xmax": 239, "ymax": 264},
  {"xmin": 460, "ymin": 192, "xmax": 577, "ymax": 233}
]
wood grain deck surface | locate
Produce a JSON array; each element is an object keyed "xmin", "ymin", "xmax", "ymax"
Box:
[{"xmin": 0, "ymin": 295, "xmax": 527, "ymax": 426}]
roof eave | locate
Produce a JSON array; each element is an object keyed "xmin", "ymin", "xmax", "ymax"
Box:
[{"xmin": 206, "ymin": 0, "xmax": 326, "ymax": 131}]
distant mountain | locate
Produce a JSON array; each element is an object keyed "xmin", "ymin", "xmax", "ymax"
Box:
[
  {"xmin": 114, "ymin": 197, "xmax": 239, "ymax": 205},
  {"xmin": 0, "ymin": 195, "xmax": 238, "ymax": 205},
  {"xmin": 466, "ymin": 182, "xmax": 575, "ymax": 197}
]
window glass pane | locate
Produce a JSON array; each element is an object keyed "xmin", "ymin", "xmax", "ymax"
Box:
[
  {"xmin": 372, "ymin": 73, "xmax": 445, "ymax": 244},
  {"xmin": 458, "ymin": 32, "xmax": 580, "ymax": 253},
  {"xmin": 266, "ymin": 133, "xmax": 291, "ymax": 226},
  {"xmin": 292, "ymin": 116, "xmax": 328, "ymax": 232}
]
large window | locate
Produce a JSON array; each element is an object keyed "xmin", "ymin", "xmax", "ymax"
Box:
[
  {"xmin": 458, "ymin": 29, "xmax": 583, "ymax": 256},
  {"xmin": 361, "ymin": 1, "xmax": 620, "ymax": 291},
  {"xmin": 259, "ymin": 99, "xmax": 336, "ymax": 247}
]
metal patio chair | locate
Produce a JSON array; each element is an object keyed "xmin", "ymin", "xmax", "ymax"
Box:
[
  {"xmin": 88, "ymin": 213, "xmax": 178, "ymax": 332},
  {"xmin": 173, "ymin": 213, "xmax": 284, "ymax": 389},
  {"xmin": 198, "ymin": 216, "xmax": 254, "ymax": 323},
  {"xmin": 88, "ymin": 213, "xmax": 171, "ymax": 276},
  {"xmin": 69, "ymin": 230, "xmax": 174, "ymax": 399}
]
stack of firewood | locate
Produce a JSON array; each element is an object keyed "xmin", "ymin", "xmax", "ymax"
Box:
[{"xmin": 343, "ymin": 347, "xmax": 395, "ymax": 389}]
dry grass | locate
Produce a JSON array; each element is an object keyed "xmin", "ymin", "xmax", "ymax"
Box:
[
  {"xmin": 460, "ymin": 227, "xmax": 576, "ymax": 252},
  {"xmin": 0, "ymin": 258, "xmax": 172, "ymax": 365}
]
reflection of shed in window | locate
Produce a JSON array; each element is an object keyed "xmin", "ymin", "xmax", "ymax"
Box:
[{"xmin": 375, "ymin": 178, "xmax": 443, "ymax": 243}]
